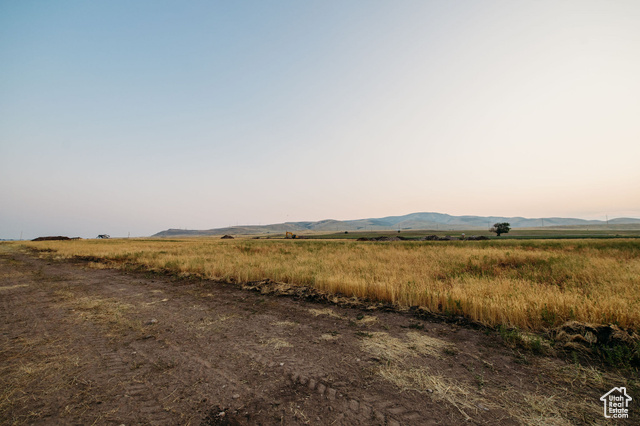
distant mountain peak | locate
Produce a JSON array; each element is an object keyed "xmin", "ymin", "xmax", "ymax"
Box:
[{"xmin": 152, "ymin": 212, "xmax": 640, "ymax": 237}]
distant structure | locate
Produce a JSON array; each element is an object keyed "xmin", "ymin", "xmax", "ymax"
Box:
[{"xmin": 97, "ymin": 234, "xmax": 110, "ymax": 239}]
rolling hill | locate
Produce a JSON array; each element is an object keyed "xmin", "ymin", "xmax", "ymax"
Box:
[{"xmin": 152, "ymin": 212, "xmax": 640, "ymax": 237}]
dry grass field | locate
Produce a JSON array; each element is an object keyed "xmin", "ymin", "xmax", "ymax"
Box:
[
  {"xmin": 15, "ymin": 238, "xmax": 640, "ymax": 333},
  {"xmin": 2, "ymin": 241, "xmax": 639, "ymax": 424}
]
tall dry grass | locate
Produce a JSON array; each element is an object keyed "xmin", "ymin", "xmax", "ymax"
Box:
[{"xmin": 12, "ymin": 238, "xmax": 640, "ymax": 331}]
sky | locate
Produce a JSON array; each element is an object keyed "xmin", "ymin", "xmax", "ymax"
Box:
[{"xmin": 1, "ymin": 0, "xmax": 639, "ymax": 239}]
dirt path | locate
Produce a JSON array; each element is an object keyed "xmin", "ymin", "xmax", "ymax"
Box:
[{"xmin": 0, "ymin": 245, "xmax": 632, "ymax": 425}]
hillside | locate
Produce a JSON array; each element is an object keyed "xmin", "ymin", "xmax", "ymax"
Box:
[{"xmin": 152, "ymin": 213, "xmax": 640, "ymax": 237}]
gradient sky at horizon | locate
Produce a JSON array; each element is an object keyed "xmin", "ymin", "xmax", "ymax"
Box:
[{"xmin": 1, "ymin": 0, "xmax": 639, "ymax": 239}]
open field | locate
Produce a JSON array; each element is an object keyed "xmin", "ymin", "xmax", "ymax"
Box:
[
  {"xmin": 12, "ymin": 238, "xmax": 640, "ymax": 335},
  {"xmin": 153, "ymin": 227, "xmax": 640, "ymax": 240},
  {"xmin": 286, "ymin": 227, "xmax": 640, "ymax": 240},
  {"xmin": 1, "ymin": 244, "xmax": 638, "ymax": 424}
]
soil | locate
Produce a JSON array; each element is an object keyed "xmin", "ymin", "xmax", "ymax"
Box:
[{"xmin": 0, "ymin": 245, "xmax": 636, "ymax": 425}]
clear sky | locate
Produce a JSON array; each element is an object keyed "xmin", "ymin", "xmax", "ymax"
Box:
[{"xmin": 2, "ymin": 0, "xmax": 639, "ymax": 239}]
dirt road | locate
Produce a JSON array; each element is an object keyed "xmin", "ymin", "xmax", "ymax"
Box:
[{"xmin": 0, "ymin": 245, "xmax": 630, "ymax": 425}]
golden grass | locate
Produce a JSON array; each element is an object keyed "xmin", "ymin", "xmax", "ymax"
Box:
[
  {"xmin": 376, "ymin": 352, "xmax": 602, "ymax": 424},
  {"xmin": 0, "ymin": 284, "xmax": 29, "ymax": 291},
  {"xmin": 55, "ymin": 290, "xmax": 142, "ymax": 336},
  {"xmin": 262, "ymin": 337, "xmax": 293, "ymax": 349},
  {"xmin": 272, "ymin": 320, "xmax": 297, "ymax": 327},
  {"xmin": 0, "ymin": 333, "xmax": 83, "ymax": 423},
  {"xmin": 378, "ymin": 365, "xmax": 478, "ymax": 420},
  {"xmin": 308, "ymin": 308, "xmax": 346, "ymax": 320},
  {"xmin": 360, "ymin": 331, "xmax": 454, "ymax": 361},
  {"xmin": 356, "ymin": 315, "xmax": 378, "ymax": 325},
  {"xmin": 318, "ymin": 333, "xmax": 340, "ymax": 341},
  {"xmin": 11, "ymin": 238, "xmax": 640, "ymax": 331}
]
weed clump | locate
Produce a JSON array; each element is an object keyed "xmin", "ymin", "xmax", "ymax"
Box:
[
  {"xmin": 497, "ymin": 325, "xmax": 550, "ymax": 355},
  {"xmin": 552, "ymin": 321, "xmax": 640, "ymax": 367}
]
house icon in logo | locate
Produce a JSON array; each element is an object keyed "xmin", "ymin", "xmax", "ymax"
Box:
[{"xmin": 600, "ymin": 387, "xmax": 632, "ymax": 419}]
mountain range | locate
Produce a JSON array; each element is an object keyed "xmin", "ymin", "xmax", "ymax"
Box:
[{"xmin": 152, "ymin": 212, "xmax": 640, "ymax": 237}]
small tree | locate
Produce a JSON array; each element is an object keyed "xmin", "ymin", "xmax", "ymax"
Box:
[{"xmin": 490, "ymin": 222, "xmax": 511, "ymax": 237}]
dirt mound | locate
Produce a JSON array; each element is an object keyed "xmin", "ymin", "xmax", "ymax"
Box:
[
  {"xmin": 220, "ymin": 235, "xmax": 234, "ymax": 239},
  {"xmin": 357, "ymin": 237, "xmax": 407, "ymax": 241},
  {"xmin": 32, "ymin": 236, "xmax": 71, "ymax": 241},
  {"xmin": 552, "ymin": 321, "xmax": 640, "ymax": 365},
  {"xmin": 370, "ymin": 236, "xmax": 401, "ymax": 242},
  {"xmin": 240, "ymin": 280, "xmax": 483, "ymax": 328},
  {"xmin": 242, "ymin": 279, "xmax": 393, "ymax": 311},
  {"xmin": 420, "ymin": 235, "xmax": 457, "ymax": 241}
]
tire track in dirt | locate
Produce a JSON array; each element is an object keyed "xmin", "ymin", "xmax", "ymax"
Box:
[
  {"xmin": 0, "ymin": 254, "xmax": 182, "ymax": 424},
  {"xmin": 4, "ymin": 251, "xmax": 455, "ymax": 424},
  {"xmin": 241, "ymin": 348, "xmax": 427, "ymax": 425}
]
